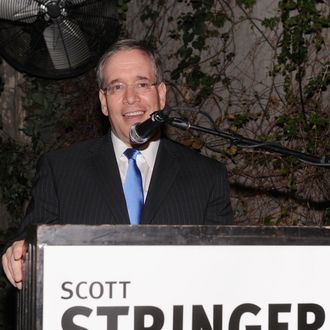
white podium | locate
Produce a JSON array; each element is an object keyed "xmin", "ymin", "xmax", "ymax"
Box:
[{"xmin": 18, "ymin": 225, "xmax": 330, "ymax": 330}]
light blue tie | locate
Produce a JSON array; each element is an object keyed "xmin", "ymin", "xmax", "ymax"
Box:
[{"xmin": 123, "ymin": 148, "xmax": 144, "ymax": 225}]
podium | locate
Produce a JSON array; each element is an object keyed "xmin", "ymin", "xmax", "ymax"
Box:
[{"xmin": 18, "ymin": 224, "xmax": 330, "ymax": 330}]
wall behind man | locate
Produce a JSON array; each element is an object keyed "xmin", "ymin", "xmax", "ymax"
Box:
[
  {"xmin": 124, "ymin": 0, "xmax": 330, "ymax": 225},
  {"xmin": 0, "ymin": 0, "xmax": 329, "ymax": 235}
]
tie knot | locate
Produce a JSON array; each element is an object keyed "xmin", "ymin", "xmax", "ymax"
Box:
[{"xmin": 124, "ymin": 148, "xmax": 139, "ymax": 160}]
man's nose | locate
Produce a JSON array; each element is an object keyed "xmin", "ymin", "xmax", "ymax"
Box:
[{"xmin": 123, "ymin": 85, "xmax": 140, "ymax": 104}]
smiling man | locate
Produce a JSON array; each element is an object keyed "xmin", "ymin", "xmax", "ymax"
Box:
[
  {"xmin": 2, "ymin": 39, "xmax": 233, "ymax": 289},
  {"xmin": 98, "ymin": 46, "xmax": 166, "ymax": 146}
]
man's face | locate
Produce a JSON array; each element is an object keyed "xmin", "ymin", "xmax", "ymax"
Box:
[{"xmin": 99, "ymin": 49, "xmax": 166, "ymax": 146}]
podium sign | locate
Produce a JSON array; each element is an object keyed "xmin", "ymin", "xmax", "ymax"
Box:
[{"xmin": 18, "ymin": 225, "xmax": 330, "ymax": 330}]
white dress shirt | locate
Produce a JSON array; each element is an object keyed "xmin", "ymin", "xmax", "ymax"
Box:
[{"xmin": 112, "ymin": 132, "xmax": 159, "ymax": 201}]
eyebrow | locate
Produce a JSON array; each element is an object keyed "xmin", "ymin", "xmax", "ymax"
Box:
[{"xmin": 107, "ymin": 76, "xmax": 152, "ymax": 85}]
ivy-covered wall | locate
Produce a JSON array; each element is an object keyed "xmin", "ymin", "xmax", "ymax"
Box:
[
  {"xmin": 124, "ymin": 0, "xmax": 330, "ymax": 224},
  {"xmin": 1, "ymin": 0, "xmax": 329, "ymax": 231}
]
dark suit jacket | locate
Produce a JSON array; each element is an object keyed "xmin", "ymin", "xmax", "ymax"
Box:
[{"xmin": 18, "ymin": 132, "xmax": 233, "ymax": 236}]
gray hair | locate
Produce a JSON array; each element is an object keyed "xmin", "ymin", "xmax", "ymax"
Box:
[{"xmin": 96, "ymin": 39, "xmax": 164, "ymax": 89}]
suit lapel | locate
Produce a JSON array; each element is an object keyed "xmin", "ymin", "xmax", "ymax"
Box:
[
  {"xmin": 141, "ymin": 140, "xmax": 181, "ymax": 224},
  {"xmin": 89, "ymin": 133, "xmax": 130, "ymax": 224}
]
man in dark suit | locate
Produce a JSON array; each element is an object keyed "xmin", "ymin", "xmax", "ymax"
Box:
[{"xmin": 2, "ymin": 39, "xmax": 233, "ymax": 289}]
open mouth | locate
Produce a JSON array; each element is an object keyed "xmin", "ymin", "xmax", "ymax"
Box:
[{"xmin": 123, "ymin": 110, "xmax": 145, "ymax": 118}]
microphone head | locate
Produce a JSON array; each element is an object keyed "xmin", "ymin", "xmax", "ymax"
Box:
[
  {"xmin": 129, "ymin": 123, "xmax": 149, "ymax": 145},
  {"xmin": 129, "ymin": 109, "xmax": 169, "ymax": 145}
]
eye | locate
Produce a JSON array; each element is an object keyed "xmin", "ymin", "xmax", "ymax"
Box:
[
  {"xmin": 112, "ymin": 83, "xmax": 125, "ymax": 91},
  {"xmin": 136, "ymin": 82, "xmax": 150, "ymax": 89}
]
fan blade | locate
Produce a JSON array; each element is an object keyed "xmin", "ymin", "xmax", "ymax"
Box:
[
  {"xmin": 43, "ymin": 19, "xmax": 90, "ymax": 70},
  {"xmin": 0, "ymin": 0, "xmax": 39, "ymax": 23}
]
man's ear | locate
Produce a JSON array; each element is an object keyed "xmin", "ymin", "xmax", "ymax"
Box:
[
  {"xmin": 157, "ymin": 82, "xmax": 167, "ymax": 110},
  {"xmin": 99, "ymin": 89, "xmax": 109, "ymax": 116}
]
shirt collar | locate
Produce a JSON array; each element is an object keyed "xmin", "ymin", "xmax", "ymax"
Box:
[{"xmin": 111, "ymin": 131, "xmax": 160, "ymax": 168}]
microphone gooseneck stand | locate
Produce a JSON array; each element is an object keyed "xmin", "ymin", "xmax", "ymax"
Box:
[{"xmin": 159, "ymin": 113, "xmax": 330, "ymax": 168}]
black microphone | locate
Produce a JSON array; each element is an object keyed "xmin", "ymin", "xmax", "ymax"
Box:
[{"xmin": 129, "ymin": 108, "xmax": 170, "ymax": 145}]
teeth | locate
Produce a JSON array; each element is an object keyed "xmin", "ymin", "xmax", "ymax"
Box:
[{"xmin": 124, "ymin": 111, "xmax": 144, "ymax": 117}]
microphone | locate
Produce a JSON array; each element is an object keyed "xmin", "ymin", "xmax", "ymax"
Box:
[{"xmin": 129, "ymin": 108, "xmax": 170, "ymax": 145}]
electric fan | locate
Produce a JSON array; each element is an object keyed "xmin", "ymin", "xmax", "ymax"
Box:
[{"xmin": 0, "ymin": 0, "xmax": 120, "ymax": 79}]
